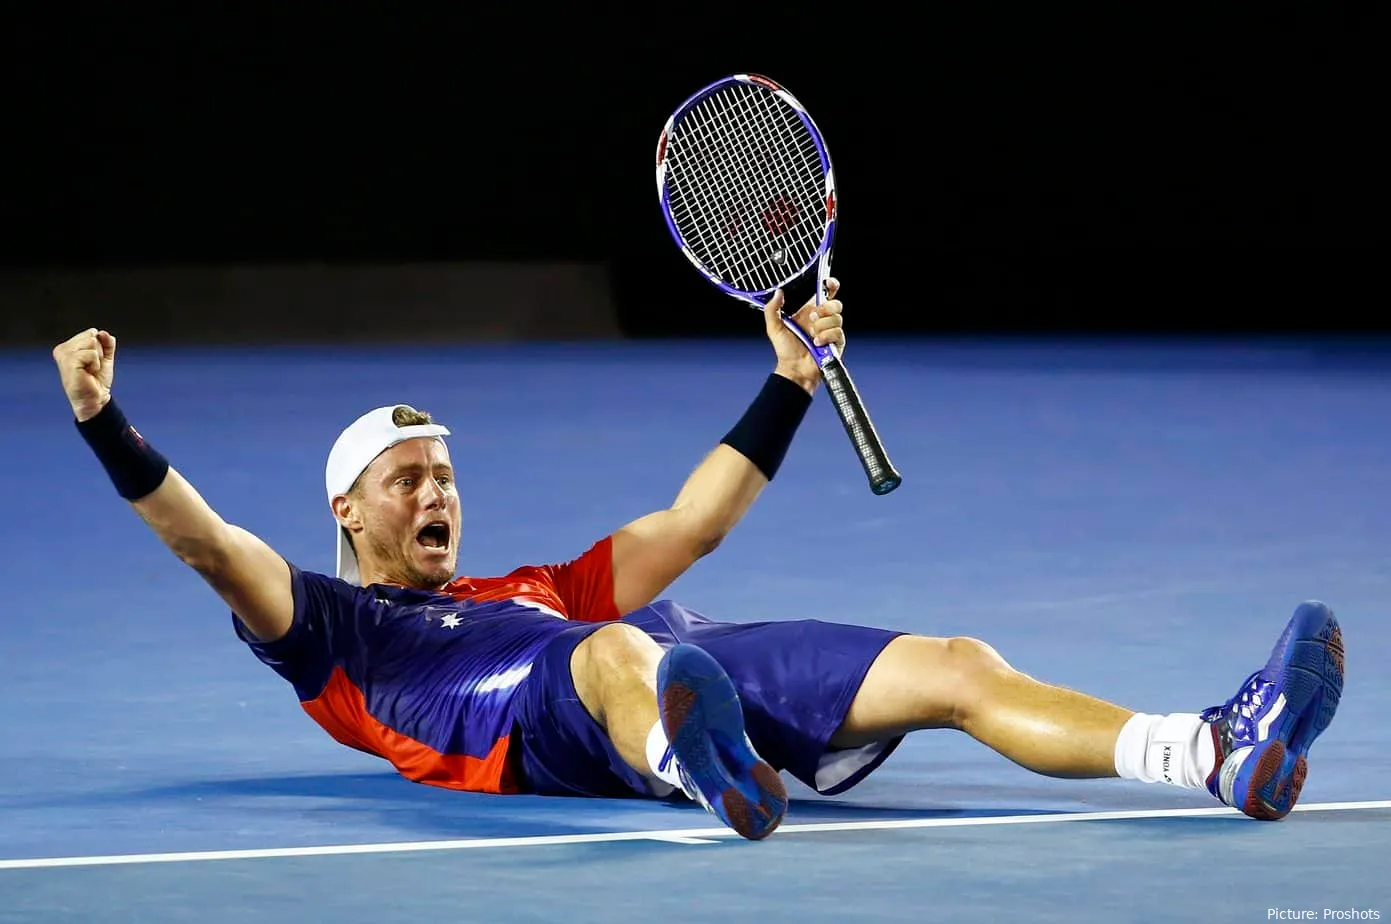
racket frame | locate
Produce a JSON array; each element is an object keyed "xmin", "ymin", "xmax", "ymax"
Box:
[
  {"xmin": 655, "ymin": 73, "xmax": 839, "ymax": 362},
  {"xmin": 655, "ymin": 73, "xmax": 902, "ymax": 495}
]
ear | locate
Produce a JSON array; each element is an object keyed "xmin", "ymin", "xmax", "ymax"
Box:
[{"xmin": 331, "ymin": 494, "xmax": 362, "ymax": 533}]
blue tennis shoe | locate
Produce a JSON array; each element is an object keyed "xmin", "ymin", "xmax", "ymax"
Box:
[
  {"xmin": 1203, "ymin": 601, "xmax": 1345, "ymax": 820},
  {"xmin": 656, "ymin": 643, "xmax": 788, "ymax": 840}
]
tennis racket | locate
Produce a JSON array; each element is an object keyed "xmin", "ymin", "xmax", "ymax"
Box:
[{"xmin": 655, "ymin": 73, "xmax": 902, "ymax": 496}]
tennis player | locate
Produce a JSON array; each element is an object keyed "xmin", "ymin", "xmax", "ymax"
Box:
[{"xmin": 53, "ymin": 282, "xmax": 1344, "ymax": 841}]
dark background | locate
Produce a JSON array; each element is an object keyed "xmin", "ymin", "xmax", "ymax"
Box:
[{"xmin": 3, "ymin": 8, "xmax": 1378, "ymax": 339}]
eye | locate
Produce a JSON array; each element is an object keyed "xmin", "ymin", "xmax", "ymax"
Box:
[{"xmin": 395, "ymin": 477, "xmax": 415, "ymax": 489}]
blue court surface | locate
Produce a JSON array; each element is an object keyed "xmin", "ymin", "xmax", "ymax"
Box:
[{"xmin": 3, "ymin": 336, "xmax": 1389, "ymax": 922}]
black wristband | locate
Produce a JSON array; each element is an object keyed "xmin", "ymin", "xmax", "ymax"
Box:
[
  {"xmin": 75, "ymin": 399, "xmax": 171, "ymax": 501},
  {"xmin": 720, "ymin": 373, "xmax": 813, "ymax": 481}
]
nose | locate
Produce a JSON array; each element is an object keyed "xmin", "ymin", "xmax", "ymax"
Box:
[{"xmin": 419, "ymin": 477, "xmax": 446, "ymax": 510}]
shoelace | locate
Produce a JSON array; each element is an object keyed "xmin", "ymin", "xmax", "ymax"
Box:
[
  {"xmin": 658, "ymin": 746, "xmax": 709, "ymax": 808},
  {"xmin": 1200, "ymin": 669, "xmax": 1277, "ymax": 742}
]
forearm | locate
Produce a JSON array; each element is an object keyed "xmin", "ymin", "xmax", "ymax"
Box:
[
  {"xmin": 72, "ymin": 393, "xmax": 293, "ymax": 640},
  {"xmin": 670, "ymin": 365, "xmax": 815, "ymax": 546},
  {"xmin": 77, "ymin": 397, "xmax": 233, "ymax": 572},
  {"xmin": 609, "ymin": 364, "xmax": 818, "ymax": 610},
  {"xmin": 130, "ymin": 467, "xmax": 236, "ymax": 572},
  {"xmin": 669, "ymin": 444, "xmax": 769, "ymax": 550}
]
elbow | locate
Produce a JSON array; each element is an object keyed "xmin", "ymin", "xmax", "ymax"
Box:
[
  {"xmin": 669, "ymin": 504, "xmax": 731, "ymax": 560},
  {"xmin": 692, "ymin": 527, "xmax": 727, "ymax": 559},
  {"xmin": 170, "ymin": 532, "xmax": 233, "ymax": 578}
]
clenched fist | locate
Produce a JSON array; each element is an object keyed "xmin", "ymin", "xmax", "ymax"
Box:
[{"xmin": 53, "ymin": 328, "xmax": 116, "ymax": 422}]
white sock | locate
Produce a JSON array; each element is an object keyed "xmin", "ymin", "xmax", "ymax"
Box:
[
  {"xmin": 645, "ymin": 721, "xmax": 683, "ymax": 796},
  {"xmin": 1113, "ymin": 713, "xmax": 1215, "ymax": 789}
]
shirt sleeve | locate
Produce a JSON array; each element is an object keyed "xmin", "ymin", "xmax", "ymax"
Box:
[
  {"xmin": 232, "ymin": 564, "xmax": 367, "ymax": 701},
  {"xmin": 539, "ymin": 535, "xmax": 621, "ymax": 623}
]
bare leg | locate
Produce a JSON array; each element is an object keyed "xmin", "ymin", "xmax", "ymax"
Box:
[
  {"xmin": 831, "ymin": 635, "xmax": 1133, "ymax": 778},
  {"xmin": 569, "ymin": 623, "xmax": 666, "ymax": 779}
]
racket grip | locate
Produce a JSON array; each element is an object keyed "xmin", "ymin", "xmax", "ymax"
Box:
[{"xmin": 820, "ymin": 356, "xmax": 902, "ymax": 495}]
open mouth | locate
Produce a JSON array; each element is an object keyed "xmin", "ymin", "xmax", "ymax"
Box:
[{"xmin": 416, "ymin": 522, "xmax": 450, "ymax": 551}]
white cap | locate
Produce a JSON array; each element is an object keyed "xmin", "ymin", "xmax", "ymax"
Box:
[{"xmin": 325, "ymin": 405, "xmax": 451, "ymax": 584}]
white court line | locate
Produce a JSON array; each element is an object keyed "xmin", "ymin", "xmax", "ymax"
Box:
[
  {"xmin": 647, "ymin": 835, "xmax": 721, "ymax": 845},
  {"xmin": 2, "ymin": 800, "xmax": 1387, "ymax": 871}
]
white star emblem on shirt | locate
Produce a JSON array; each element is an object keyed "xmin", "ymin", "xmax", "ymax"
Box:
[{"xmin": 439, "ymin": 613, "xmax": 463, "ymax": 630}]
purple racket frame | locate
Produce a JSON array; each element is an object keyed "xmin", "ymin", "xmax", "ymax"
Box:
[{"xmin": 655, "ymin": 73, "xmax": 902, "ymax": 496}]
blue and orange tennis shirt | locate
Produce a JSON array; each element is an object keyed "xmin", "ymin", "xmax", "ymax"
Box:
[{"xmin": 234, "ymin": 537, "xmax": 620, "ymax": 794}]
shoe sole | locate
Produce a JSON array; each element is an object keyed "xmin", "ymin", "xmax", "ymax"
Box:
[
  {"xmin": 657, "ymin": 644, "xmax": 788, "ymax": 840},
  {"xmin": 1235, "ymin": 602, "xmax": 1345, "ymax": 820}
]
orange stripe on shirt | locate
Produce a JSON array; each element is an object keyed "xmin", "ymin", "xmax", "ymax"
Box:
[{"xmin": 302, "ymin": 667, "xmax": 520, "ymax": 794}]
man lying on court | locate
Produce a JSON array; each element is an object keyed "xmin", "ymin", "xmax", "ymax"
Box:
[{"xmin": 52, "ymin": 281, "xmax": 1344, "ymax": 841}]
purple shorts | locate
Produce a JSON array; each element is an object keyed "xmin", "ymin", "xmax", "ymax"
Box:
[{"xmin": 509, "ymin": 600, "xmax": 904, "ymax": 799}]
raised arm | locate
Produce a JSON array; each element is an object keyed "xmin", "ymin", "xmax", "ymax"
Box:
[
  {"xmin": 608, "ymin": 282, "xmax": 846, "ymax": 614},
  {"xmin": 53, "ymin": 329, "xmax": 294, "ymax": 642}
]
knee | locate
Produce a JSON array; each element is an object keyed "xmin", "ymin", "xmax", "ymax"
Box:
[
  {"xmin": 572, "ymin": 623, "xmax": 661, "ymax": 687},
  {"xmin": 941, "ymin": 636, "xmax": 1017, "ymax": 726},
  {"xmin": 944, "ymin": 636, "xmax": 1012, "ymax": 673},
  {"xmin": 569, "ymin": 623, "xmax": 663, "ymax": 726}
]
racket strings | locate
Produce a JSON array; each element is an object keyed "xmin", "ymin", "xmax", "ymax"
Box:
[
  {"xmin": 664, "ymin": 83, "xmax": 828, "ymax": 293},
  {"xmin": 719, "ymin": 88, "xmax": 824, "ymax": 273},
  {"xmin": 674, "ymin": 88, "xmax": 822, "ymax": 289},
  {"xmin": 696, "ymin": 89, "xmax": 802, "ymax": 249}
]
